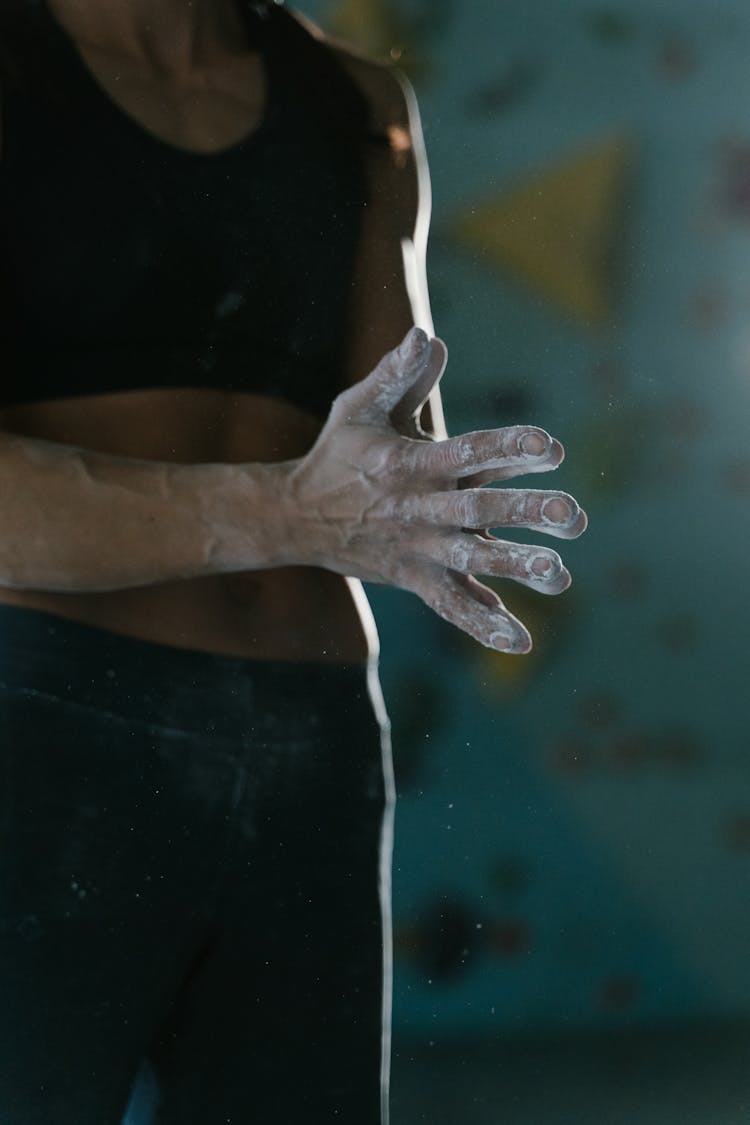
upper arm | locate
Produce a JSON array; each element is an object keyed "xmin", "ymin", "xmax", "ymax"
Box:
[{"xmin": 333, "ymin": 51, "xmax": 447, "ymax": 438}]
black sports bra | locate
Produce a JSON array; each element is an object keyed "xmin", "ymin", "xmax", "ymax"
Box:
[{"xmin": 0, "ymin": 0, "xmax": 370, "ymax": 417}]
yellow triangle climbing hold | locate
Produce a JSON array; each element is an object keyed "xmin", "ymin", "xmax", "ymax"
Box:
[{"xmin": 452, "ymin": 135, "xmax": 634, "ymax": 326}]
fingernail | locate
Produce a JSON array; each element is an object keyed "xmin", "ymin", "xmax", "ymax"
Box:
[
  {"xmin": 541, "ymin": 496, "xmax": 575, "ymax": 526},
  {"xmin": 530, "ymin": 554, "xmax": 559, "ymax": 579},
  {"xmin": 490, "ymin": 629, "xmax": 529, "ymax": 653},
  {"xmin": 519, "ymin": 430, "xmax": 550, "ymax": 457}
]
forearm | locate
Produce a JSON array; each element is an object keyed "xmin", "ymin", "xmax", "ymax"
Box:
[
  {"xmin": 0, "ymin": 331, "xmax": 587, "ymax": 656},
  {"xmin": 0, "ymin": 432, "xmax": 295, "ymax": 592}
]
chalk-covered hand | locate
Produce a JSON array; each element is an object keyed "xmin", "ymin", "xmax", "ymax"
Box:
[{"xmin": 280, "ymin": 328, "xmax": 587, "ymax": 653}]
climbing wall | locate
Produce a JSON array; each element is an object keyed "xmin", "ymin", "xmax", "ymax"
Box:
[{"xmin": 301, "ymin": 0, "xmax": 750, "ymax": 1036}]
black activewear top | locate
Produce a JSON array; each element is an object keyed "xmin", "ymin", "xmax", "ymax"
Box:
[{"xmin": 0, "ymin": 0, "xmax": 371, "ymax": 417}]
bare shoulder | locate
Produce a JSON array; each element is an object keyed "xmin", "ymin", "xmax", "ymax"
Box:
[
  {"xmin": 288, "ymin": 10, "xmax": 415, "ymax": 135},
  {"xmin": 287, "ymin": 12, "xmax": 427, "ymax": 236},
  {"xmin": 332, "ymin": 45, "xmax": 413, "ymax": 134}
]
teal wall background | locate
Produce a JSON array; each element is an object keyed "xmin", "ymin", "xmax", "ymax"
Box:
[{"xmin": 299, "ymin": 0, "xmax": 750, "ymax": 1037}]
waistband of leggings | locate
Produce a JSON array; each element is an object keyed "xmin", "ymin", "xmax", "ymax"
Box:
[{"xmin": 0, "ymin": 604, "xmax": 375, "ymax": 734}]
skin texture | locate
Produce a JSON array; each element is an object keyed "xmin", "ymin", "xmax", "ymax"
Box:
[
  {"xmin": 0, "ymin": 0, "xmax": 587, "ymax": 659},
  {"xmin": 278, "ymin": 328, "xmax": 586, "ymax": 653},
  {"xmin": 0, "ymin": 329, "xmax": 586, "ymax": 657}
]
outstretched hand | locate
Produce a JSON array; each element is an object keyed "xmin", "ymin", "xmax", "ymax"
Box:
[{"xmin": 282, "ymin": 328, "xmax": 587, "ymax": 652}]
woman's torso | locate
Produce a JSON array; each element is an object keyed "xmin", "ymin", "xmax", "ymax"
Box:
[{"xmin": 0, "ymin": 0, "xmax": 375, "ymax": 663}]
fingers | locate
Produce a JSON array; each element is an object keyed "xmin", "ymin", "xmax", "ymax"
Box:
[
  {"xmin": 461, "ymin": 436, "xmax": 565, "ymax": 487},
  {"xmin": 335, "ymin": 328, "xmax": 448, "ymax": 425},
  {"xmin": 401, "ymin": 425, "xmax": 564, "ymax": 481},
  {"xmin": 420, "ymin": 533, "xmax": 572, "ymax": 594},
  {"xmin": 405, "ymin": 488, "xmax": 588, "ymax": 540},
  {"xmin": 414, "ymin": 569, "xmax": 532, "ymax": 653}
]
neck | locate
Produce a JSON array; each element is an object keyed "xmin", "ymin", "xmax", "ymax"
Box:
[{"xmin": 45, "ymin": 0, "xmax": 251, "ymax": 78}]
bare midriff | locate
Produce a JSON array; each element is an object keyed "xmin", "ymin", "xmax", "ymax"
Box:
[
  {"xmin": 0, "ymin": 5, "xmax": 383, "ymax": 664},
  {"xmin": 0, "ymin": 389, "xmax": 372, "ymax": 663}
]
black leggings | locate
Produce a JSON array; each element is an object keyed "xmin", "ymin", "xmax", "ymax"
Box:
[{"xmin": 0, "ymin": 605, "xmax": 394, "ymax": 1124}]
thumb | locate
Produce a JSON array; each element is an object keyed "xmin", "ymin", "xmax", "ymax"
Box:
[
  {"xmin": 335, "ymin": 328, "xmax": 446, "ymax": 425},
  {"xmin": 390, "ymin": 336, "xmax": 448, "ymax": 430}
]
